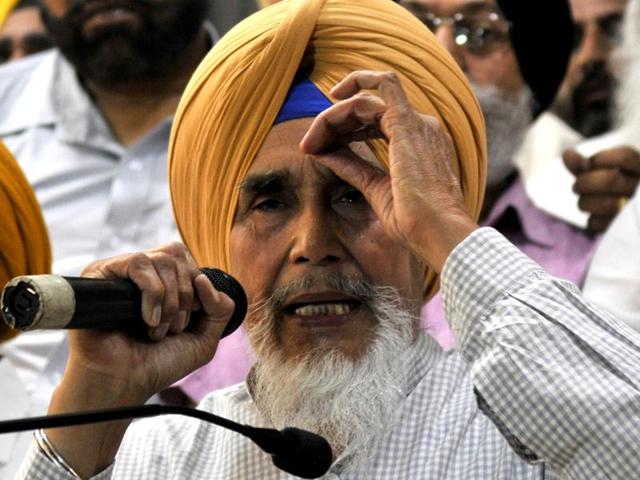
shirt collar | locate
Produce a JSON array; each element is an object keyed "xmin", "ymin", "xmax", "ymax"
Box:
[
  {"xmin": 51, "ymin": 53, "xmax": 125, "ymax": 156},
  {"xmin": 0, "ymin": 50, "xmax": 58, "ymax": 136},
  {"xmin": 483, "ymin": 177, "xmax": 555, "ymax": 248}
]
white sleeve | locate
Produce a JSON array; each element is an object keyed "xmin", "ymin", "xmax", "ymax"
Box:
[{"xmin": 583, "ymin": 191, "xmax": 640, "ymax": 332}]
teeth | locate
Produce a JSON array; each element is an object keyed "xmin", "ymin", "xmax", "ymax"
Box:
[{"xmin": 294, "ymin": 303, "xmax": 352, "ymax": 316}]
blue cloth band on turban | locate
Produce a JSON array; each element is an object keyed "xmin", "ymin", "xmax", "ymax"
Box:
[{"xmin": 274, "ymin": 78, "xmax": 332, "ymax": 125}]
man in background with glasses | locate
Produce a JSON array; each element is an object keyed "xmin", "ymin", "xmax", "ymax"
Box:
[{"xmin": 400, "ymin": 0, "xmax": 600, "ymax": 350}]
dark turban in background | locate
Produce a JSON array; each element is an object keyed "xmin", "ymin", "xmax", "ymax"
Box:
[{"xmin": 496, "ymin": 0, "xmax": 574, "ymax": 116}]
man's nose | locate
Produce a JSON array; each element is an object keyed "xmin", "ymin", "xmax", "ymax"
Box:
[
  {"xmin": 433, "ymin": 25, "xmax": 466, "ymax": 70},
  {"xmin": 575, "ymin": 23, "xmax": 610, "ymax": 68},
  {"xmin": 288, "ymin": 207, "xmax": 344, "ymax": 267}
]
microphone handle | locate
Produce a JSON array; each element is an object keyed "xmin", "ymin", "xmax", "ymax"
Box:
[
  {"xmin": 1, "ymin": 270, "xmax": 247, "ymax": 338},
  {"xmin": 67, "ymin": 277, "xmax": 143, "ymax": 330}
]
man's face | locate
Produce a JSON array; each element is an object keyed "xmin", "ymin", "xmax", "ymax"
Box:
[
  {"xmin": 399, "ymin": 0, "xmax": 525, "ymax": 96},
  {"xmin": 0, "ymin": 6, "xmax": 52, "ymax": 64},
  {"xmin": 229, "ymin": 118, "xmax": 424, "ymax": 363},
  {"xmin": 555, "ymin": 0, "xmax": 627, "ymax": 137},
  {"xmin": 39, "ymin": 0, "xmax": 208, "ymax": 85}
]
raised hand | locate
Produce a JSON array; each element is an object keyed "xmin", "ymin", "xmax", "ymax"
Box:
[
  {"xmin": 563, "ymin": 147, "xmax": 640, "ymax": 233},
  {"xmin": 300, "ymin": 70, "xmax": 478, "ymax": 272}
]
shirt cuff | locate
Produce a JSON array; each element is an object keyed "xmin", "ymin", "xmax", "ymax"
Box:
[
  {"xmin": 15, "ymin": 441, "xmax": 115, "ymax": 480},
  {"xmin": 440, "ymin": 227, "xmax": 544, "ymax": 360}
]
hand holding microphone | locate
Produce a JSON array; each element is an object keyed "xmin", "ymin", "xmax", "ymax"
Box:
[
  {"xmin": 4, "ymin": 242, "xmax": 245, "ymax": 479},
  {"xmin": 1, "ymin": 243, "xmax": 334, "ymax": 479}
]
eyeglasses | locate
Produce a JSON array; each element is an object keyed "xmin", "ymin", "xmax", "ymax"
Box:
[{"xmin": 403, "ymin": 6, "xmax": 512, "ymax": 56}]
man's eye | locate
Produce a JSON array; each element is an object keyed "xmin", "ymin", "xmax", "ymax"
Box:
[
  {"xmin": 253, "ymin": 198, "xmax": 285, "ymax": 211},
  {"xmin": 338, "ymin": 189, "xmax": 365, "ymax": 205}
]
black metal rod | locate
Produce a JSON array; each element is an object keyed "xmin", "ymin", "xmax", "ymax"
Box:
[{"xmin": 0, "ymin": 404, "xmax": 251, "ymax": 437}]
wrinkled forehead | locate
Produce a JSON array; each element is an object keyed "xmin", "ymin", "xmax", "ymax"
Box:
[
  {"xmin": 568, "ymin": 0, "xmax": 627, "ymax": 22},
  {"xmin": 247, "ymin": 118, "xmax": 381, "ymax": 178}
]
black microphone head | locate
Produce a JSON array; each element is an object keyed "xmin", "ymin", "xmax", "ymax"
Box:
[
  {"xmin": 271, "ymin": 427, "xmax": 333, "ymax": 479},
  {"xmin": 199, "ymin": 268, "xmax": 247, "ymax": 338}
]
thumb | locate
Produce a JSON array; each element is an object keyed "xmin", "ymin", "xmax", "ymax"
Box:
[
  {"xmin": 563, "ymin": 149, "xmax": 587, "ymax": 175},
  {"xmin": 191, "ymin": 274, "xmax": 234, "ymax": 342}
]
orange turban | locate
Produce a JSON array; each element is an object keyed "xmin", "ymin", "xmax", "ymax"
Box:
[
  {"xmin": 169, "ymin": 0, "xmax": 486, "ymax": 299},
  {"xmin": 0, "ymin": 141, "xmax": 51, "ymax": 342}
]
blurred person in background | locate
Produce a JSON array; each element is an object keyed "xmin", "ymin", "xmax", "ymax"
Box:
[
  {"xmin": 0, "ymin": 0, "xmax": 52, "ymax": 64},
  {"xmin": 0, "ymin": 0, "xmax": 218, "ymax": 422},
  {"xmin": 0, "ymin": 0, "xmax": 215, "ymax": 277},
  {"xmin": 581, "ymin": 0, "xmax": 640, "ymax": 334},
  {"xmin": 559, "ymin": 0, "xmax": 640, "ymax": 234},
  {"xmin": 515, "ymin": 0, "xmax": 640, "ymax": 235},
  {"xmin": 0, "ymin": 140, "xmax": 53, "ymax": 478},
  {"xmin": 554, "ymin": 0, "xmax": 627, "ymax": 139}
]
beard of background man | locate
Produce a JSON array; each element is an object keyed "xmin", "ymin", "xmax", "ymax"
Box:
[
  {"xmin": 473, "ymin": 84, "xmax": 533, "ymax": 191},
  {"xmin": 40, "ymin": 0, "xmax": 209, "ymax": 87},
  {"xmin": 245, "ymin": 273, "xmax": 418, "ymax": 469}
]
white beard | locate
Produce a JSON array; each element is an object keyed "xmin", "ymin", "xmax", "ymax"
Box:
[
  {"xmin": 472, "ymin": 84, "xmax": 533, "ymax": 187},
  {"xmin": 246, "ymin": 282, "xmax": 417, "ymax": 471},
  {"xmin": 615, "ymin": 0, "xmax": 640, "ymax": 148}
]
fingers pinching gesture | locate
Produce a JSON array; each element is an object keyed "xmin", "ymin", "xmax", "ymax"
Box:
[{"xmin": 300, "ymin": 71, "xmax": 477, "ymax": 272}]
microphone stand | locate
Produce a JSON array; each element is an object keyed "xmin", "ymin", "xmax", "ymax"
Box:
[{"xmin": 0, "ymin": 405, "xmax": 333, "ymax": 479}]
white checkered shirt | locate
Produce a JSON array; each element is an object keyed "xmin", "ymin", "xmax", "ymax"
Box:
[{"xmin": 16, "ymin": 228, "xmax": 640, "ymax": 479}]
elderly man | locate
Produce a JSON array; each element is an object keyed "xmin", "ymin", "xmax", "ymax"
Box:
[
  {"xmin": 0, "ymin": 0, "xmax": 52, "ymax": 64},
  {"xmin": 17, "ymin": 0, "xmax": 640, "ymax": 478},
  {"xmin": 173, "ymin": 0, "xmax": 598, "ymax": 398}
]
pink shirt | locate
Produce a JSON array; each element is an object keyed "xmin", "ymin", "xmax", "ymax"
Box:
[
  {"xmin": 177, "ymin": 177, "xmax": 598, "ymax": 401},
  {"xmin": 423, "ymin": 178, "xmax": 599, "ymax": 350}
]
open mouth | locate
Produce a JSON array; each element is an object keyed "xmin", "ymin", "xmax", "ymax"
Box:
[{"xmin": 285, "ymin": 300, "xmax": 363, "ymax": 317}]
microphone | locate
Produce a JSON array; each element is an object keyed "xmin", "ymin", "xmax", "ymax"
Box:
[
  {"xmin": 0, "ymin": 269, "xmax": 247, "ymax": 339},
  {"xmin": 0, "ymin": 405, "xmax": 333, "ymax": 479}
]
